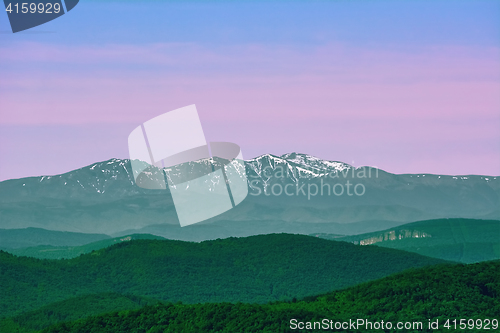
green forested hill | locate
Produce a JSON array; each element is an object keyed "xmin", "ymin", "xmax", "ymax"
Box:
[
  {"xmin": 31, "ymin": 260, "xmax": 500, "ymax": 333},
  {"xmin": 0, "ymin": 234, "xmax": 447, "ymax": 317},
  {"xmin": 315, "ymin": 218, "xmax": 500, "ymax": 263},
  {"xmin": 0, "ymin": 293, "xmax": 160, "ymax": 333},
  {"xmin": 5, "ymin": 234, "xmax": 166, "ymax": 259}
]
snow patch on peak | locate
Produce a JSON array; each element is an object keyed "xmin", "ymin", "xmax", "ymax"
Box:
[
  {"xmin": 253, "ymin": 154, "xmax": 282, "ymax": 161},
  {"xmin": 278, "ymin": 152, "xmax": 351, "ymax": 172},
  {"xmin": 280, "ymin": 152, "xmax": 317, "ymax": 161},
  {"xmin": 249, "ymin": 154, "xmax": 289, "ymax": 166}
]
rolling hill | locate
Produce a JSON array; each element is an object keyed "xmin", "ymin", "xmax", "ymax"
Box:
[
  {"xmin": 314, "ymin": 218, "xmax": 500, "ymax": 263},
  {"xmin": 0, "ymin": 293, "xmax": 160, "ymax": 333},
  {"xmin": 111, "ymin": 218, "xmax": 405, "ymax": 242},
  {"xmin": 4, "ymin": 234, "xmax": 166, "ymax": 259},
  {"xmin": 0, "ymin": 234, "xmax": 447, "ymax": 317},
  {"xmin": 6, "ymin": 260, "xmax": 496, "ymax": 333}
]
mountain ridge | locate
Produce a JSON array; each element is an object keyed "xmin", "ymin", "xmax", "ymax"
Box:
[
  {"xmin": 2, "ymin": 233, "xmax": 166, "ymax": 259},
  {"xmin": 316, "ymin": 218, "xmax": 500, "ymax": 263},
  {"xmin": 0, "ymin": 153, "xmax": 498, "ymax": 235},
  {"xmin": 0, "ymin": 228, "xmax": 111, "ymax": 249}
]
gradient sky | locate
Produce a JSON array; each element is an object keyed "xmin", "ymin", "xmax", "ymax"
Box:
[{"xmin": 0, "ymin": 0, "xmax": 499, "ymax": 180}]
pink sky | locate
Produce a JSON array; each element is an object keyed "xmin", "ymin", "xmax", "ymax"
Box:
[{"xmin": 0, "ymin": 42, "xmax": 499, "ymax": 179}]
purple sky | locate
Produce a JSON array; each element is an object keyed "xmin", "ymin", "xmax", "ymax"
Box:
[{"xmin": 1, "ymin": 1, "xmax": 499, "ymax": 180}]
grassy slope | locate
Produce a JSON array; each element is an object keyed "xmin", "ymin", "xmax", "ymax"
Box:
[{"xmin": 0, "ymin": 234, "xmax": 447, "ymax": 317}]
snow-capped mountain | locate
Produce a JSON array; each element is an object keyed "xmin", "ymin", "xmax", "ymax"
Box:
[
  {"xmin": 280, "ymin": 152, "xmax": 351, "ymax": 173},
  {"xmin": 0, "ymin": 158, "xmax": 139, "ymax": 202},
  {"xmin": 0, "ymin": 153, "xmax": 498, "ymax": 235},
  {"xmin": 0, "ymin": 153, "xmax": 351, "ymax": 200},
  {"xmin": 246, "ymin": 153, "xmax": 351, "ymax": 182}
]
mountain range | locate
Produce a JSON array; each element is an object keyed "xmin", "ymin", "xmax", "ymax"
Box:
[
  {"xmin": 0, "ymin": 153, "xmax": 498, "ymax": 237},
  {"xmin": 1, "ymin": 153, "xmax": 498, "ymax": 333},
  {"xmin": 3, "ymin": 218, "xmax": 498, "ymax": 264}
]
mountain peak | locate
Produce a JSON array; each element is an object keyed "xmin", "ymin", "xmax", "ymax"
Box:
[
  {"xmin": 278, "ymin": 152, "xmax": 352, "ymax": 172},
  {"xmin": 279, "ymin": 152, "xmax": 305, "ymax": 160}
]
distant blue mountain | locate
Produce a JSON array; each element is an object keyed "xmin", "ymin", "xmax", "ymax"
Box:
[
  {"xmin": 0, "ymin": 227, "xmax": 110, "ymax": 249},
  {"xmin": 0, "ymin": 153, "xmax": 498, "ymax": 236}
]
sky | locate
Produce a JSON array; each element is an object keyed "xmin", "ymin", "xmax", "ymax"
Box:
[{"xmin": 0, "ymin": 0, "xmax": 499, "ymax": 180}]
